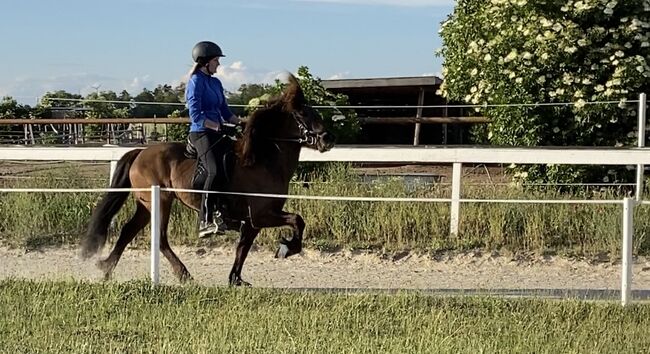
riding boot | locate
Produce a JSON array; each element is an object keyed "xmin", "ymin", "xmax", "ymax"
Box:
[{"xmin": 198, "ymin": 193, "xmax": 224, "ymax": 238}]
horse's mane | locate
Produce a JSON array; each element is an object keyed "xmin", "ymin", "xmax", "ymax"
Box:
[
  {"xmin": 235, "ymin": 98, "xmax": 285, "ymax": 167},
  {"xmin": 236, "ymin": 74, "xmax": 305, "ymax": 167}
]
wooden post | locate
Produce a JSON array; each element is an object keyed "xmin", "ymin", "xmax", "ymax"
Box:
[{"xmin": 413, "ymin": 88, "xmax": 425, "ymax": 146}]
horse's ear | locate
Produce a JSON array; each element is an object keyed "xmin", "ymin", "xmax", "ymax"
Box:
[{"xmin": 283, "ymin": 73, "xmax": 306, "ymax": 110}]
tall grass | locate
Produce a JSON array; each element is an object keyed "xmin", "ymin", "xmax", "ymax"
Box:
[
  {"xmin": 1, "ymin": 279, "xmax": 650, "ymax": 353},
  {"xmin": 1, "ymin": 163, "xmax": 649, "ymax": 258}
]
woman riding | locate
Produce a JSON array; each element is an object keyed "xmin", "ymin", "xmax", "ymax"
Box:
[{"xmin": 185, "ymin": 40, "xmax": 241, "ymax": 237}]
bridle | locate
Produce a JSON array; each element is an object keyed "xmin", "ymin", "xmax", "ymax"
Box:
[{"xmin": 270, "ymin": 110, "xmax": 319, "ymax": 146}]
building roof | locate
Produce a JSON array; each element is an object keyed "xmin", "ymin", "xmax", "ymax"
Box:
[{"xmin": 321, "ymin": 75, "xmax": 442, "ymax": 90}]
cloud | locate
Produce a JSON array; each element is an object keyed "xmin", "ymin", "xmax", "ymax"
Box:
[
  {"xmin": 326, "ymin": 72, "xmax": 351, "ymax": 80},
  {"xmin": 292, "ymin": 0, "xmax": 454, "ymax": 7},
  {"xmin": 0, "ymin": 72, "xmax": 163, "ymax": 105},
  {"xmin": 216, "ymin": 61, "xmax": 285, "ymax": 93}
]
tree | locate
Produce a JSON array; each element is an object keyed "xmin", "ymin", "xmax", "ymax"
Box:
[
  {"xmin": 247, "ymin": 66, "xmax": 361, "ymax": 144},
  {"xmin": 0, "ymin": 96, "xmax": 32, "ymax": 143},
  {"xmin": 438, "ymin": 0, "xmax": 650, "ymax": 183}
]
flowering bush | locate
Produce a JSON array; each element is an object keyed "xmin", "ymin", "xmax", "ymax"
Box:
[{"xmin": 438, "ymin": 0, "xmax": 650, "ymax": 183}]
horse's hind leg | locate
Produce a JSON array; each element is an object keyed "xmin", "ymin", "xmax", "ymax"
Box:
[
  {"xmin": 158, "ymin": 198, "xmax": 192, "ymax": 283},
  {"xmin": 229, "ymin": 221, "xmax": 260, "ymax": 286},
  {"xmin": 96, "ymin": 202, "xmax": 149, "ymax": 280}
]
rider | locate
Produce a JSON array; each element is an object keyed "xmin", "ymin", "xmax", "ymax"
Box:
[{"xmin": 185, "ymin": 40, "xmax": 241, "ymax": 237}]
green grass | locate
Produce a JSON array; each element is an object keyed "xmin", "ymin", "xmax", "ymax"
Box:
[
  {"xmin": 1, "ymin": 279, "xmax": 650, "ymax": 353},
  {"xmin": 2, "ymin": 163, "xmax": 650, "ymax": 259}
]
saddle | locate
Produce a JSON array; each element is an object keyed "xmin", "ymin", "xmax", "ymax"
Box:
[{"xmin": 185, "ymin": 135, "xmax": 236, "ymax": 193}]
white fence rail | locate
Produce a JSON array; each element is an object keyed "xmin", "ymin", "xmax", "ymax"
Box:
[{"xmin": 2, "ymin": 144, "xmax": 650, "ymax": 234}]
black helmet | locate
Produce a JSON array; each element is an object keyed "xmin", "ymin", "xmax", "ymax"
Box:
[{"xmin": 192, "ymin": 41, "xmax": 225, "ymax": 64}]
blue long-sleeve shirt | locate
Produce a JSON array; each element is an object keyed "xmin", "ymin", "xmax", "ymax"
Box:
[{"xmin": 185, "ymin": 70, "xmax": 234, "ymax": 133}]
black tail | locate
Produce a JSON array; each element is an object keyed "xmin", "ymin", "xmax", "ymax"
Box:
[{"xmin": 80, "ymin": 149, "xmax": 142, "ymax": 259}]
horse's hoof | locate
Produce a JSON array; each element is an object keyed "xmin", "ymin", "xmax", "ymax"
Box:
[
  {"xmin": 275, "ymin": 244, "xmax": 290, "ymax": 259},
  {"xmin": 179, "ymin": 272, "xmax": 193, "ymax": 284},
  {"xmin": 229, "ymin": 275, "xmax": 252, "ymax": 287},
  {"xmin": 96, "ymin": 259, "xmax": 113, "ymax": 281}
]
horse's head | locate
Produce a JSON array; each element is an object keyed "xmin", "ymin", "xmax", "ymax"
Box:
[
  {"xmin": 238, "ymin": 74, "xmax": 336, "ymax": 166},
  {"xmin": 279, "ymin": 74, "xmax": 336, "ymax": 152}
]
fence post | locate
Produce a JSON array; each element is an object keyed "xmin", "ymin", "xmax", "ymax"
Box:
[
  {"xmin": 109, "ymin": 160, "xmax": 117, "ymax": 186},
  {"xmin": 450, "ymin": 162, "xmax": 462, "ymax": 237},
  {"xmin": 150, "ymin": 185, "xmax": 161, "ymax": 285},
  {"xmin": 622, "ymin": 197, "xmax": 634, "ymax": 306},
  {"xmin": 637, "ymin": 93, "xmax": 647, "ymax": 202}
]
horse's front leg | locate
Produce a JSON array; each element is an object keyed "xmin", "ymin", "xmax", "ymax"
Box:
[
  {"xmin": 273, "ymin": 212, "xmax": 305, "ymax": 259},
  {"xmin": 229, "ymin": 221, "xmax": 259, "ymax": 286}
]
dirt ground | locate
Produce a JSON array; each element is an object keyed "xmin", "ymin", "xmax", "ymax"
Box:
[{"xmin": 2, "ymin": 244, "xmax": 650, "ymax": 294}]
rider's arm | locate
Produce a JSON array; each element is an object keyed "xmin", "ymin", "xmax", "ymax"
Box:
[{"xmin": 186, "ymin": 75, "xmax": 209, "ymax": 129}]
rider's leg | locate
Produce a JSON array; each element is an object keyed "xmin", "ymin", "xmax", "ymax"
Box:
[{"xmin": 189, "ymin": 131, "xmax": 224, "ymax": 237}]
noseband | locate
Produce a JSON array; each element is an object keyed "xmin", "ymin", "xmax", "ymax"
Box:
[{"xmin": 271, "ymin": 111, "xmax": 319, "ymax": 145}]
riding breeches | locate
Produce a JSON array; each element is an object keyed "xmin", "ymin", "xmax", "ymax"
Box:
[{"xmin": 189, "ymin": 131, "xmax": 227, "ymax": 223}]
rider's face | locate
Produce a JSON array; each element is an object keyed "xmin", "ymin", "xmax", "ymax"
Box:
[{"xmin": 207, "ymin": 57, "xmax": 220, "ymax": 74}]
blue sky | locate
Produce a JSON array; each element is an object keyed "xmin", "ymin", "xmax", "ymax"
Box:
[{"xmin": 1, "ymin": 0, "xmax": 454, "ymax": 105}]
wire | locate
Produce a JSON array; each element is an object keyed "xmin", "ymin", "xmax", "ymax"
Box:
[{"xmin": 42, "ymin": 97, "xmax": 641, "ymax": 110}]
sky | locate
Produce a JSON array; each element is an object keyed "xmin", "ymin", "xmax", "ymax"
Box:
[{"xmin": 1, "ymin": 0, "xmax": 455, "ymax": 105}]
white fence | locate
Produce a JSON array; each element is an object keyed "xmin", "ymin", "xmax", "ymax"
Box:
[{"xmin": 1, "ymin": 145, "xmax": 650, "ymax": 305}]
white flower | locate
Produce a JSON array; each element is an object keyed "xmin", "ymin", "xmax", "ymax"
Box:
[
  {"xmin": 471, "ymin": 68, "xmax": 478, "ymax": 76},
  {"xmin": 522, "ymin": 51, "xmax": 532, "ymax": 60},
  {"xmin": 642, "ymin": 42, "xmax": 650, "ymax": 48},
  {"xmin": 577, "ymin": 39, "xmax": 588, "ymax": 46},
  {"xmin": 540, "ymin": 53, "xmax": 549, "ymax": 60},
  {"xmin": 515, "ymin": 77, "xmax": 523, "ymax": 84},
  {"xmin": 595, "ymin": 85, "xmax": 605, "ymax": 92},
  {"xmin": 509, "ymin": 72, "xmax": 516, "ymax": 79},
  {"xmin": 564, "ymin": 46, "xmax": 578, "ymax": 54},
  {"xmin": 637, "ymin": 66, "xmax": 645, "ymax": 73},
  {"xmin": 504, "ymin": 50, "xmax": 518, "ymax": 62},
  {"xmin": 615, "ymin": 50, "xmax": 625, "ymax": 57},
  {"xmin": 537, "ymin": 76, "xmax": 546, "ymax": 84},
  {"xmin": 553, "ymin": 127, "xmax": 560, "ymax": 133},
  {"xmin": 552, "ymin": 23, "xmax": 563, "ymax": 32},
  {"xmin": 604, "ymin": 8, "xmax": 614, "ymax": 15},
  {"xmin": 575, "ymin": 99, "xmax": 586, "ymax": 109},
  {"xmin": 484, "ymin": 54, "xmax": 492, "ymax": 62}
]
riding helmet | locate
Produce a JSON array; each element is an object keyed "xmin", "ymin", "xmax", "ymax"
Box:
[{"xmin": 192, "ymin": 41, "xmax": 225, "ymax": 64}]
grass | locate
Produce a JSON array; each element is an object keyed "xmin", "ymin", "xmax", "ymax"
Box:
[
  {"xmin": 1, "ymin": 163, "xmax": 650, "ymax": 259},
  {"xmin": 1, "ymin": 279, "xmax": 649, "ymax": 353}
]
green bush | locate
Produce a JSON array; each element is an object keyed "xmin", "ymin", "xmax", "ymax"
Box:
[{"xmin": 438, "ymin": 0, "xmax": 650, "ymax": 183}]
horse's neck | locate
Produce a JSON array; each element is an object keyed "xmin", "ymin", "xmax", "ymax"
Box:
[{"xmin": 266, "ymin": 142, "xmax": 302, "ymax": 182}]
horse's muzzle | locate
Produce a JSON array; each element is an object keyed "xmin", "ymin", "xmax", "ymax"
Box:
[{"xmin": 317, "ymin": 132, "xmax": 336, "ymax": 152}]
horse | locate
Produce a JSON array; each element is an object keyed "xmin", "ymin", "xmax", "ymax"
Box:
[{"xmin": 80, "ymin": 74, "xmax": 336, "ymax": 286}]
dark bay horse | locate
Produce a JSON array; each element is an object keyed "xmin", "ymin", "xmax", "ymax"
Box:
[{"xmin": 80, "ymin": 74, "xmax": 335, "ymax": 286}]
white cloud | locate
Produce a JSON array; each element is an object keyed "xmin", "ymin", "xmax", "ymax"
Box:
[
  {"xmin": 216, "ymin": 61, "xmax": 285, "ymax": 93},
  {"xmin": 327, "ymin": 72, "xmax": 350, "ymax": 80},
  {"xmin": 292, "ymin": 0, "xmax": 453, "ymax": 6},
  {"xmin": 0, "ymin": 72, "xmax": 162, "ymax": 105}
]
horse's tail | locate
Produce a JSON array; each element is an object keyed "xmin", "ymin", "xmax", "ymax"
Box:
[{"xmin": 80, "ymin": 148, "xmax": 142, "ymax": 259}]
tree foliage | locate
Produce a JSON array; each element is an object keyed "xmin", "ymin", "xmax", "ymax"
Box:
[
  {"xmin": 247, "ymin": 66, "xmax": 361, "ymax": 144},
  {"xmin": 438, "ymin": 0, "xmax": 650, "ymax": 183}
]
